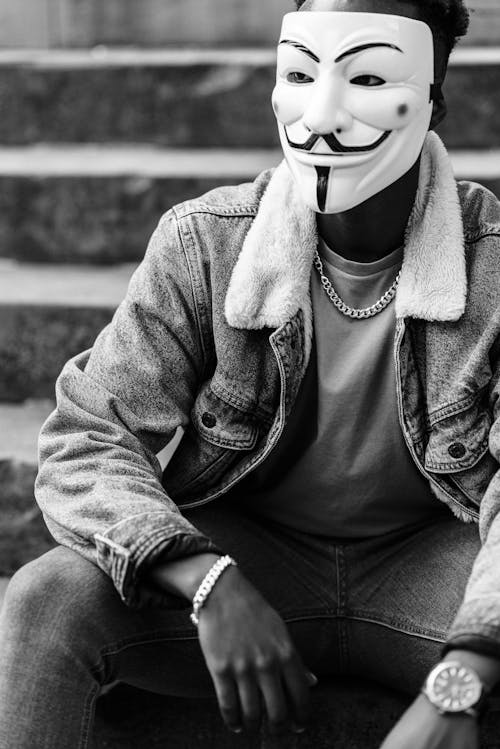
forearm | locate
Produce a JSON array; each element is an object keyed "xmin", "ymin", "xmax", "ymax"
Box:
[{"xmin": 444, "ymin": 471, "xmax": 500, "ymax": 664}]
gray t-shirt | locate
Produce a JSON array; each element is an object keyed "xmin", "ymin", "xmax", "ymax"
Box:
[{"xmin": 235, "ymin": 238, "xmax": 449, "ymax": 537}]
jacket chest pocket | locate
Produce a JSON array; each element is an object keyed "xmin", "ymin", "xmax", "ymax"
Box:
[
  {"xmin": 424, "ymin": 402, "xmax": 498, "ymax": 506},
  {"xmin": 191, "ymin": 384, "xmax": 259, "ymax": 451},
  {"xmin": 163, "ymin": 383, "xmax": 261, "ymax": 501}
]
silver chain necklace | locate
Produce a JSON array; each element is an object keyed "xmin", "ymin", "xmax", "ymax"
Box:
[{"xmin": 313, "ymin": 250, "xmax": 401, "ymax": 320}]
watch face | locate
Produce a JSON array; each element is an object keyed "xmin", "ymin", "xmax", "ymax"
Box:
[{"xmin": 428, "ymin": 663, "xmax": 482, "ymax": 712}]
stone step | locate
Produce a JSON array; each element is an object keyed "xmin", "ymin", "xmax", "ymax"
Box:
[
  {"xmin": 0, "ymin": 398, "xmax": 53, "ymax": 463},
  {"xmin": 0, "ymin": 142, "xmax": 499, "ymax": 403},
  {"xmin": 1, "ymin": 0, "xmax": 497, "ymax": 48},
  {"xmin": 0, "ymin": 261, "xmax": 135, "ymax": 401},
  {"xmin": 0, "ymin": 146, "xmax": 498, "ymax": 265},
  {"xmin": 0, "ymin": 0, "xmax": 291, "ymax": 48},
  {"xmin": 0, "ymin": 578, "xmax": 8, "ymax": 609},
  {"xmin": 0, "ymin": 400, "xmax": 57, "ymax": 575},
  {"xmin": 0, "ymin": 146, "xmax": 279, "ymax": 264},
  {"xmin": 0, "ymin": 47, "xmax": 498, "ymax": 149}
]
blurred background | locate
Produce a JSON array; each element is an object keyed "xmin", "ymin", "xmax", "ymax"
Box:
[{"xmin": 1, "ymin": 0, "xmax": 499, "ymax": 592}]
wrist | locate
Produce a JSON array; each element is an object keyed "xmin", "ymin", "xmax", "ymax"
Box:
[
  {"xmin": 148, "ymin": 552, "xmax": 222, "ymax": 601},
  {"xmin": 191, "ymin": 555, "xmax": 238, "ymax": 625}
]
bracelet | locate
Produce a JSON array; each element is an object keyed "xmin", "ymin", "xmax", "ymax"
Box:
[{"xmin": 190, "ymin": 555, "xmax": 237, "ymax": 626}]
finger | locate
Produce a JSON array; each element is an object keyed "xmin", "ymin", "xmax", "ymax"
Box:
[
  {"xmin": 212, "ymin": 673, "xmax": 242, "ymax": 733},
  {"xmin": 236, "ymin": 672, "xmax": 262, "ymax": 733},
  {"xmin": 307, "ymin": 671, "xmax": 319, "ymax": 687},
  {"xmin": 258, "ymin": 667, "xmax": 290, "ymax": 735},
  {"xmin": 282, "ymin": 655, "xmax": 312, "ymax": 729}
]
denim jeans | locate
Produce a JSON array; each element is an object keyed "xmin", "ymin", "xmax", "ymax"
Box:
[{"xmin": 0, "ymin": 499, "xmax": 482, "ymax": 749}]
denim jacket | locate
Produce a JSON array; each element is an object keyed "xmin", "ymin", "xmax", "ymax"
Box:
[{"xmin": 36, "ymin": 133, "xmax": 500, "ymax": 656}]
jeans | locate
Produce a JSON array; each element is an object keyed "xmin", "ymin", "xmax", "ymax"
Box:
[{"xmin": 0, "ymin": 499, "xmax": 482, "ymax": 749}]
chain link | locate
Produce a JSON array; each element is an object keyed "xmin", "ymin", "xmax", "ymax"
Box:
[{"xmin": 313, "ymin": 250, "xmax": 401, "ymax": 320}]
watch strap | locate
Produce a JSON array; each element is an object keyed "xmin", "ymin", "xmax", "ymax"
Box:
[{"xmin": 464, "ymin": 686, "xmax": 491, "ymax": 721}]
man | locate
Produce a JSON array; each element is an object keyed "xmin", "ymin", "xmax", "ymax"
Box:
[{"xmin": 1, "ymin": 0, "xmax": 500, "ymax": 746}]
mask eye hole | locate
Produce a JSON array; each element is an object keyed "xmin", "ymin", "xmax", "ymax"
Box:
[
  {"xmin": 286, "ymin": 71, "xmax": 314, "ymax": 84},
  {"xmin": 350, "ymin": 74, "xmax": 385, "ymax": 87}
]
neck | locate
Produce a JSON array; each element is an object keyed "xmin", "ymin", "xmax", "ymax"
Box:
[{"xmin": 317, "ymin": 158, "xmax": 421, "ymax": 263}]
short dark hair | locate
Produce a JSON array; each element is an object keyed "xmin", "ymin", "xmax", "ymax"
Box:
[{"xmin": 294, "ymin": 1, "xmax": 469, "ymax": 58}]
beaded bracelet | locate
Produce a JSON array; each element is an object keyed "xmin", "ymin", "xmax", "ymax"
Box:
[{"xmin": 190, "ymin": 555, "xmax": 237, "ymax": 626}]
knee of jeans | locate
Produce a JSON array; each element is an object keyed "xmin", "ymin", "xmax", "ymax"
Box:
[{"xmin": 3, "ymin": 546, "xmax": 104, "ymax": 640}]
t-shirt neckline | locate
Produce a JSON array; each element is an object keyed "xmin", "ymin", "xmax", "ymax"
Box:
[{"xmin": 318, "ymin": 237, "xmax": 404, "ymax": 278}]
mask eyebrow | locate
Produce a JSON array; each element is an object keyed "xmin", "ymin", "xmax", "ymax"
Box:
[
  {"xmin": 335, "ymin": 42, "xmax": 402, "ymax": 64},
  {"xmin": 279, "ymin": 39, "xmax": 320, "ymax": 64}
]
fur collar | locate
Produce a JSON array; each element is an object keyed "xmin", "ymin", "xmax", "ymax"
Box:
[{"xmin": 225, "ymin": 131, "xmax": 466, "ymax": 333}]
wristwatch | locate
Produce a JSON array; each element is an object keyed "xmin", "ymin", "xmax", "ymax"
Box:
[{"xmin": 421, "ymin": 660, "xmax": 491, "ymax": 719}]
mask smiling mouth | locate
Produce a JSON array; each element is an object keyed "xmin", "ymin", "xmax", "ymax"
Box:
[{"xmin": 285, "ymin": 128, "xmax": 391, "ymax": 154}]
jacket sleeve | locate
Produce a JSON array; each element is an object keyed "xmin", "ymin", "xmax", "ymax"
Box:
[
  {"xmin": 443, "ymin": 379, "xmax": 500, "ymax": 659},
  {"xmin": 35, "ymin": 210, "xmax": 223, "ymax": 609}
]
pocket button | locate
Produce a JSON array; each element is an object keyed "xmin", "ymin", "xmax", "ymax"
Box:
[
  {"xmin": 202, "ymin": 412, "xmax": 217, "ymax": 429},
  {"xmin": 448, "ymin": 442, "xmax": 466, "ymax": 459}
]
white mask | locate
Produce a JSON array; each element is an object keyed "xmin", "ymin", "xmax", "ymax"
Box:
[{"xmin": 272, "ymin": 12, "xmax": 437, "ymax": 213}]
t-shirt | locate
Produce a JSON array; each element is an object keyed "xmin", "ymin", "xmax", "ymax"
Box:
[{"xmin": 234, "ymin": 238, "xmax": 449, "ymax": 537}]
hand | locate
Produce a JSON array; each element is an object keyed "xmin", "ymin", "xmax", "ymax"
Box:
[
  {"xmin": 379, "ymin": 693, "xmax": 479, "ymax": 749},
  {"xmin": 197, "ymin": 565, "xmax": 317, "ymax": 736}
]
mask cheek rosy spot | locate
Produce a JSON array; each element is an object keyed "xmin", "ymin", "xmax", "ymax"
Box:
[{"xmin": 347, "ymin": 86, "xmax": 427, "ymax": 134}]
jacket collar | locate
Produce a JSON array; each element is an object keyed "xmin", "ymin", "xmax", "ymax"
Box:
[{"xmin": 225, "ymin": 131, "xmax": 466, "ymax": 331}]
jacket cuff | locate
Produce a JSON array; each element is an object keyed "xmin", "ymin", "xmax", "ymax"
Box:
[
  {"xmin": 94, "ymin": 510, "xmax": 223, "ymax": 608},
  {"xmin": 444, "ymin": 598, "xmax": 500, "ymax": 659},
  {"xmin": 441, "ymin": 635, "xmax": 500, "ymax": 662}
]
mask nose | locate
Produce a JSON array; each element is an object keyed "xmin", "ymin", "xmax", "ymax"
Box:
[{"xmin": 302, "ymin": 76, "xmax": 353, "ymax": 135}]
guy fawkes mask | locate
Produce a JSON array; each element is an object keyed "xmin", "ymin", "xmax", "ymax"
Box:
[{"xmin": 273, "ymin": 12, "xmax": 437, "ymax": 213}]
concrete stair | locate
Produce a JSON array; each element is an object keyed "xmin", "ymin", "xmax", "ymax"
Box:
[
  {"xmin": 0, "ymin": 146, "xmax": 280, "ymax": 263},
  {"xmin": 1, "ymin": 144, "xmax": 498, "ymax": 265},
  {"xmin": 0, "ymin": 261, "xmax": 134, "ymax": 399},
  {"xmin": 0, "ymin": 47, "xmax": 498, "ymax": 149},
  {"xmin": 0, "ymin": 143, "xmax": 497, "ymax": 397},
  {"xmin": 0, "ymin": 401, "xmax": 56, "ymax": 577},
  {"xmin": 0, "ymin": 0, "xmax": 498, "ymax": 48}
]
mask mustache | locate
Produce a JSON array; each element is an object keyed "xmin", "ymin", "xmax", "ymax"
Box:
[{"xmin": 285, "ymin": 128, "xmax": 391, "ymax": 154}]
